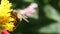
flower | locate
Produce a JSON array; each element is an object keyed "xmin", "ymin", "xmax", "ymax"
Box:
[
  {"xmin": 20, "ymin": 3, "xmax": 38, "ymax": 15},
  {"xmin": 0, "ymin": 0, "xmax": 15, "ymax": 32},
  {"xmin": 2, "ymin": 30, "xmax": 10, "ymax": 34}
]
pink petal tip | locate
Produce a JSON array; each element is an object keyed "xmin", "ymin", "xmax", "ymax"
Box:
[{"xmin": 2, "ymin": 30, "xmax": 10, "ymax": 34}]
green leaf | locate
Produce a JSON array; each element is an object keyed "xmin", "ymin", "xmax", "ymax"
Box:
[
  {"xmin": 38, "ymin": 23, "xmax": 60, "ymax": 33},
  {"xmin": 24, "ymin": 0, "xmax": 34, "ymax": 2},
  {"xmin": 43, "ymin": 0, "xmax": 51, "ymax": 4},
  {"xmin": 44, "ymin": 5, "xmax": 60, "ymax": 21}
]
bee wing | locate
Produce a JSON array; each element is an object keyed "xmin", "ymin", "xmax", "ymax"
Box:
[{"xmin": 20, "ymin": 3, "xmax": 38, "ymax": 15}]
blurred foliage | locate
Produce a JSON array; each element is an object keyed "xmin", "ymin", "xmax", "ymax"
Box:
[
  {"xmin": 1, "ymin": 0, "xmax": 60, "ymax": 34},
  {"xmin": 23, "ymin": 0, "xmax": 34, "ymax": 2},
  {"xmin": 44, "ymin": 5, "xmax": 60, "ymax": 21}
]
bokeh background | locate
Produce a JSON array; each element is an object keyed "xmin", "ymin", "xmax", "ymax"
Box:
[{"xmin": 3, "ymin": 0, "xmax": 60, "ymax": 34}]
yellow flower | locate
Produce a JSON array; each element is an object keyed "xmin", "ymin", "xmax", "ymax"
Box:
[
  {"xmin": 0, "ymin": 16, "xmax": 14, "ymax": 25},
  {"xmin": 3, "ymin": 22, "xmax": 15, "ymax": 31},
  {"xmin": 0, "ymin": 0, "xmax": 15, "ymax": 31}
]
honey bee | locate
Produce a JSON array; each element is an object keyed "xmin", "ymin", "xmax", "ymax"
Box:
[{"xmin": 10, "ymin": 10, "xmax": 29, "ymax": 26}]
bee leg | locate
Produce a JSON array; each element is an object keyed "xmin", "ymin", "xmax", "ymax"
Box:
[{"xmin": 22, "ymin": 16, "xmax": 29, "ymax": 23}]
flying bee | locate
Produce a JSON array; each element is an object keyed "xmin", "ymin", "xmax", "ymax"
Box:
[{"xmin": 10, "ymin": 10, "xmax": 29, "ymax": 26}]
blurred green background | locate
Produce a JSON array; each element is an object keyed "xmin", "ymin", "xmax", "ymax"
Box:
[{"xmin": 2, "ymin": 0, "xmax": 60, "ymax": 34}]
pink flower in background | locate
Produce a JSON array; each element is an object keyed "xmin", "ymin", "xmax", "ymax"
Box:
[
  {"xmin": 13, "ymin": 3, "xmax": 38, "ymax": 22},
  {"xmin": 2, "ymin": 30, "xmax": 10, "ymax": 34},
  {"xmin": 20, "ymin": 3, "xmax": 38, "ymax": 15}
]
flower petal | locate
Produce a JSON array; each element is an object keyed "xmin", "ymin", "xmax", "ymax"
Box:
[{"xmin": 2, "ymin": 30, "xmax": 10, "ymax": 34}]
